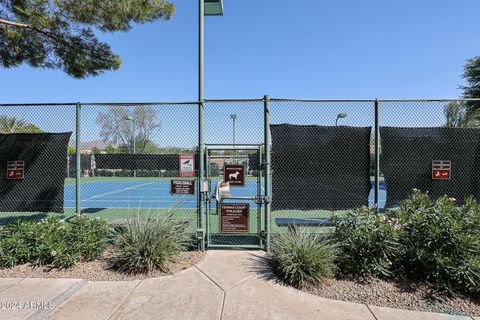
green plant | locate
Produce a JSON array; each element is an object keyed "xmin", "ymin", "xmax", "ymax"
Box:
[
  {"xmin": 109, "ymin": 214, "xmax": 188, "ymax": 274},
  {"xmin": 393, "ymin": 190, "xmax": 480, "ymax": 295},
  {"xmin": 331, "ymin": 190, "xmax": 480, "ymax": 296},
  {"xmin": 0, "ymin": 216, "xmax": 108, "ymax": 269},
  {"xmin": 331, "ymin": 207, "xmax": 400, "ymax": 277},
  {"xmin": 269, "ymin": 228, "xmax": 337, "ymax": 288}
]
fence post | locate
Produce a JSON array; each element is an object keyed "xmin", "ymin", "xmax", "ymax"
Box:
[
  {"xmin": 374, "ymin": 99, "xmax": 380, "ymax": 211},
  {"xmin": 76, "ymin": 102, "xmax": 81, "ymax": 215},
  {"xmin": 198, "ymin": 99, "xmax": 205, "ymax": 251},
  {"xmin": 197, "ymin": 0, "xmax": 206, "ymax": 251},
  {"xmin": 264, "ymin": 95, "xmax": 272, "ymax": 252}
]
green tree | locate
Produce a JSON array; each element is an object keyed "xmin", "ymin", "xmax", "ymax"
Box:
[
  {"xmin": 0, "ymin": 1, "xmax": 174, "ymax": 78},
  {"xmin": 0, "ymin": 116, "xmax": 42, "ymax": 133},
  {"xmin": 96, "ymin": 106, "xmax": 161, "ymax": 153},
  {"xmin": 143, "ymin": 140, "xmax": 161, "ymax": 154},
  {"xmin": 442, "ymin": 102, "xmax": 480, "ymax": 128},
  {"xmin": 105, "ymin": 145, "xmax": 117, "ymax": 154},
  {"xmin": 461, "ymin": 56, "xmax": 480, "ymax": 122}
]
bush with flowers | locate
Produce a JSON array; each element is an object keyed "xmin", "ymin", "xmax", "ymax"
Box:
[
  {"xmin": 0, "ymin": 215, "xmax": 108, "ymax": 269},
  {"xmin": 393, "ymin": 189, "xmax": 480, "ymax": 294},
  {"xmin": 332, "ymin": 189, "xmax": 480, "ymax": 295},
  {"xmin": 331, "ymin": 206, "xmax": 400, "ymax": 278}
]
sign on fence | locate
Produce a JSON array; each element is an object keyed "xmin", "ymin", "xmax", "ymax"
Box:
[
  {"xmin": 432, "ymin": 160, "xmax": 451, "ymax": 180},
  {"xmin": 220, "ymin": 203, "xmax": 249, "ymax": 233},
  {"xmin": 224, "ymin": 164, "xmax": 245, "ymax": 186},
  {"xmin": 179, "ymin": 154, "xmax": 195, "ymax": 177},
  {"xmin": 170, "ymin": 179, "xmax": 195, "ymax": 194},
  {"xmin": 7, "ymin": 160, "xmax": 24, "ymax": 180}
]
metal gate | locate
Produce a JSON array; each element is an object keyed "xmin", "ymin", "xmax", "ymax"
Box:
[{"xmin": 204, "ymin": 145, "xmax": 266, "ymax": 249}]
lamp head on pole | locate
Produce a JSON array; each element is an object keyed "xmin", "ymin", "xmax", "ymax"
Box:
[
  {"xmin": 230, "ymin": 113, "xmax": 237, "ymax": 120},
  {"xmin": 205, "ymin": 0, "xmax": 224, "ymax": 16},
  {"xmin": 335, "ymin": 113, "xmax": 348, "ymax": 126}
]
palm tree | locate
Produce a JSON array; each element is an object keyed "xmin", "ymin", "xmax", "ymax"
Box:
[{"xmin": 0, "ymin": 116, "xmax": 41, "ymax": 133}]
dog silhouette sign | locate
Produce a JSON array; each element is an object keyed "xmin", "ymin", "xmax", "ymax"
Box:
[{"xmin": 224, "ymin": 164, "xmax": 245, "ymax": 186}]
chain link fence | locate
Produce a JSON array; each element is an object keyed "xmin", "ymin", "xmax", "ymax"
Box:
[
  {"xmin": 0, "ymin": 102, "xmax": 199, "ymax": 234},
  {"xmin": 268, "ymin": 98, "xmax": 480, "ymax": 234},
  {"xmin": 1, "ymin": 98, "xmax": 480, "ymax": 248}
]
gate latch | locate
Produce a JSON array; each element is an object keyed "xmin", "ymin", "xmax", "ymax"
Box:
[
  {"xmin": 254, "ymin": 195, "xmax": 270, "ymax": 204},
  {"xmin": 259, "ymin": 230, "xmax": 267, "ymax": 239}
]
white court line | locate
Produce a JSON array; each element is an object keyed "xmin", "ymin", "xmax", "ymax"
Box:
[
  {"xmin": 63, "ymin": 206, "xmax": 194, "ymax": 209},
  {"xmin": 82, "ymin": 199, "xmax": 195, "ymax": 203},
  {"xmin": 82, "ymin": 181, "xmax": 156, "ymax": 201},
  {"xmin": 83, "ymin": 195, "xmax": 193, "ymax": 199}
]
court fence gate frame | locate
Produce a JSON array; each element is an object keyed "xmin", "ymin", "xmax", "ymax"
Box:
[{"xmin": 1, "ymin": 97, "xmax": 480, "ymax": 252}]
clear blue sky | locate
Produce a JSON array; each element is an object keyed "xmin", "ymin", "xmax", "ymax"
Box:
[
  {"xmin": 1, "ymin": 0, "xmax": 480, "ymax": 103},
  {"xmin": 1, "ymin": 1, "xmax": 480, "ymax": 147}
]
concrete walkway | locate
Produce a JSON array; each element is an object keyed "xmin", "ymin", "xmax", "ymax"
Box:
[{"xmin": 0, "ymin": 251, "xmax": 477, "ymax": 320}]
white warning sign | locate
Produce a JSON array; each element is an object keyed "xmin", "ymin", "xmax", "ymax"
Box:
[{"xmin": 179, "ymin": 154, "xmax": 195, "ymax": 177}]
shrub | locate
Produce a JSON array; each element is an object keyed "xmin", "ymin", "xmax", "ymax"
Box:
[
  {"xmin": 109, "ymin": 214, "xmax": 188, "ymax": 274},
  {"xmin": 331, "ymin": 190, "xmax": 480, "ymax": 296},
  {"xmin": 0, "ymin": 216, "xmax": 108, "ymax": 268},
  {"xmin": 269, "ymin": 228, "xmax": 337, "ymax": 288},
  {"xmin": 331, "ymin": 207, "xmax": 400, "ymax": 277},
  {"xmin": 393, "ymin": 190, "xmax": 480, "ymax": 295}
]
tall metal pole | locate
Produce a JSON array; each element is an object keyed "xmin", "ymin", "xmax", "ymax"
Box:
[
  {"xmin": 132, "ymin": 121, "xmax": 136, "ymax": 155},
  {"xmin": 75, "ymin": 103, "xmax": 81, "ymax": 215},
  {"xmin": 231, "ymin": 113, "xmax": 236, "ymax": 163},
  {"xmin": 132, "ymin": 120, "xmax": 136, "ymax": 178},
  {"xmin": 198, "ymin": 0, "xmax": 206, "ymax": 251},
  {"xmin": 264, "ymin": 95, "xmax": 272, "ymax": 252},
  {"xmin": 233, "ymin": 117, "xmax": 236, "ymax": 147},
  {"xmin": 233, "ymin": 117, "xmax": 236, "ymax": 163},
  {"xmin": 67, "ymin": 153, "xmax": 70, "ymax": 179},
  {"xmin": 374, "ymin": 99, "xmax": 380, "ymax": 211}
]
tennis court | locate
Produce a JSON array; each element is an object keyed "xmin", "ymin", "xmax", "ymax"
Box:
[
  {"xmin": 60, "ymin": 178, "xmax": 387, "ymax": 234},
  {"xmin": 63, "ymin": 178, "xmax": 386, "ymax": 210},
  {"xmin": 63, "ymin": 178, "xmax": 263, "ymax": 209}
]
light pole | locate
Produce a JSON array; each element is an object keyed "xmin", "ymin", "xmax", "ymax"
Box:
[
  {"xmin": 198, "ymin": 0, "xmax": 224, "ymax": 251},
  {"xmin": 124, "ymin": 116, "xmax": 136, "ymax": 177},
  {"xmin": 230, "ymin": 113, "xmax": 236, "ymax": 161},
  {"xmin": 335, "ymin": 113, "xmax": 348, "ymax": 126}
]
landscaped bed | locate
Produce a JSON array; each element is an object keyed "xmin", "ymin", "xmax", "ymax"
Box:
[
  {"xmin": 267, "ymin": 189, "xmax": 480, "ymax": 317},
  {"xmin": 0, "ymin": 248, "xmax": 205, "ymax": 281},
  {"xmin": 0, "ymin": 213, "xmax": 203, "ymax": 281},
  {"xmin": 308, "ymin": 276, "xmax": 480, "ymax": 316}
]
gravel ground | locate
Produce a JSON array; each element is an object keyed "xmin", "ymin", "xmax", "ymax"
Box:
[
  {"xmin": 0, "ymin": 248, "xmax": 205, "ymax": 281},
  {"xmin": 306, "ymin": 277, "xmax": 480, "ymax": 317}
]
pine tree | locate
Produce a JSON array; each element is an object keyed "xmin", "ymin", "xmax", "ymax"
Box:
[{"xmin": 0, "ymin": 1, "xmax": 175, "ymax": 78}]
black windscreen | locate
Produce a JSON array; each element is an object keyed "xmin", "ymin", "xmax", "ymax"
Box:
[
  {"xmin": 271, "ymin": 124, "xmax": 372, "ymax": 210},
  {"xmin": 381, "ymin": 127, "xmax": 480, "ymax": 207},
  {"xmin": 0, "ymin": 132, "xmax": 72, "ymax": 213}
]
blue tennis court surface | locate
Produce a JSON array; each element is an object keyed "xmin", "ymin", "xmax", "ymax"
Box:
[{"xmin": 64, "ymin": 179, "xmax": 387, "ymax": 210}]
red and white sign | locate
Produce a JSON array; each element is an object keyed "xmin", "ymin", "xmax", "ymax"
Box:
[
  {"xmin": 432, "ymin": 160, "xmax": 451, "ymax": 180},
  {"xmin": 7, "ymin": 160, "xmax": 25, "ymax": 180},
  {"xmin": 179, "ymin": 154, "xmax": 195, "ymax": 177}
]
